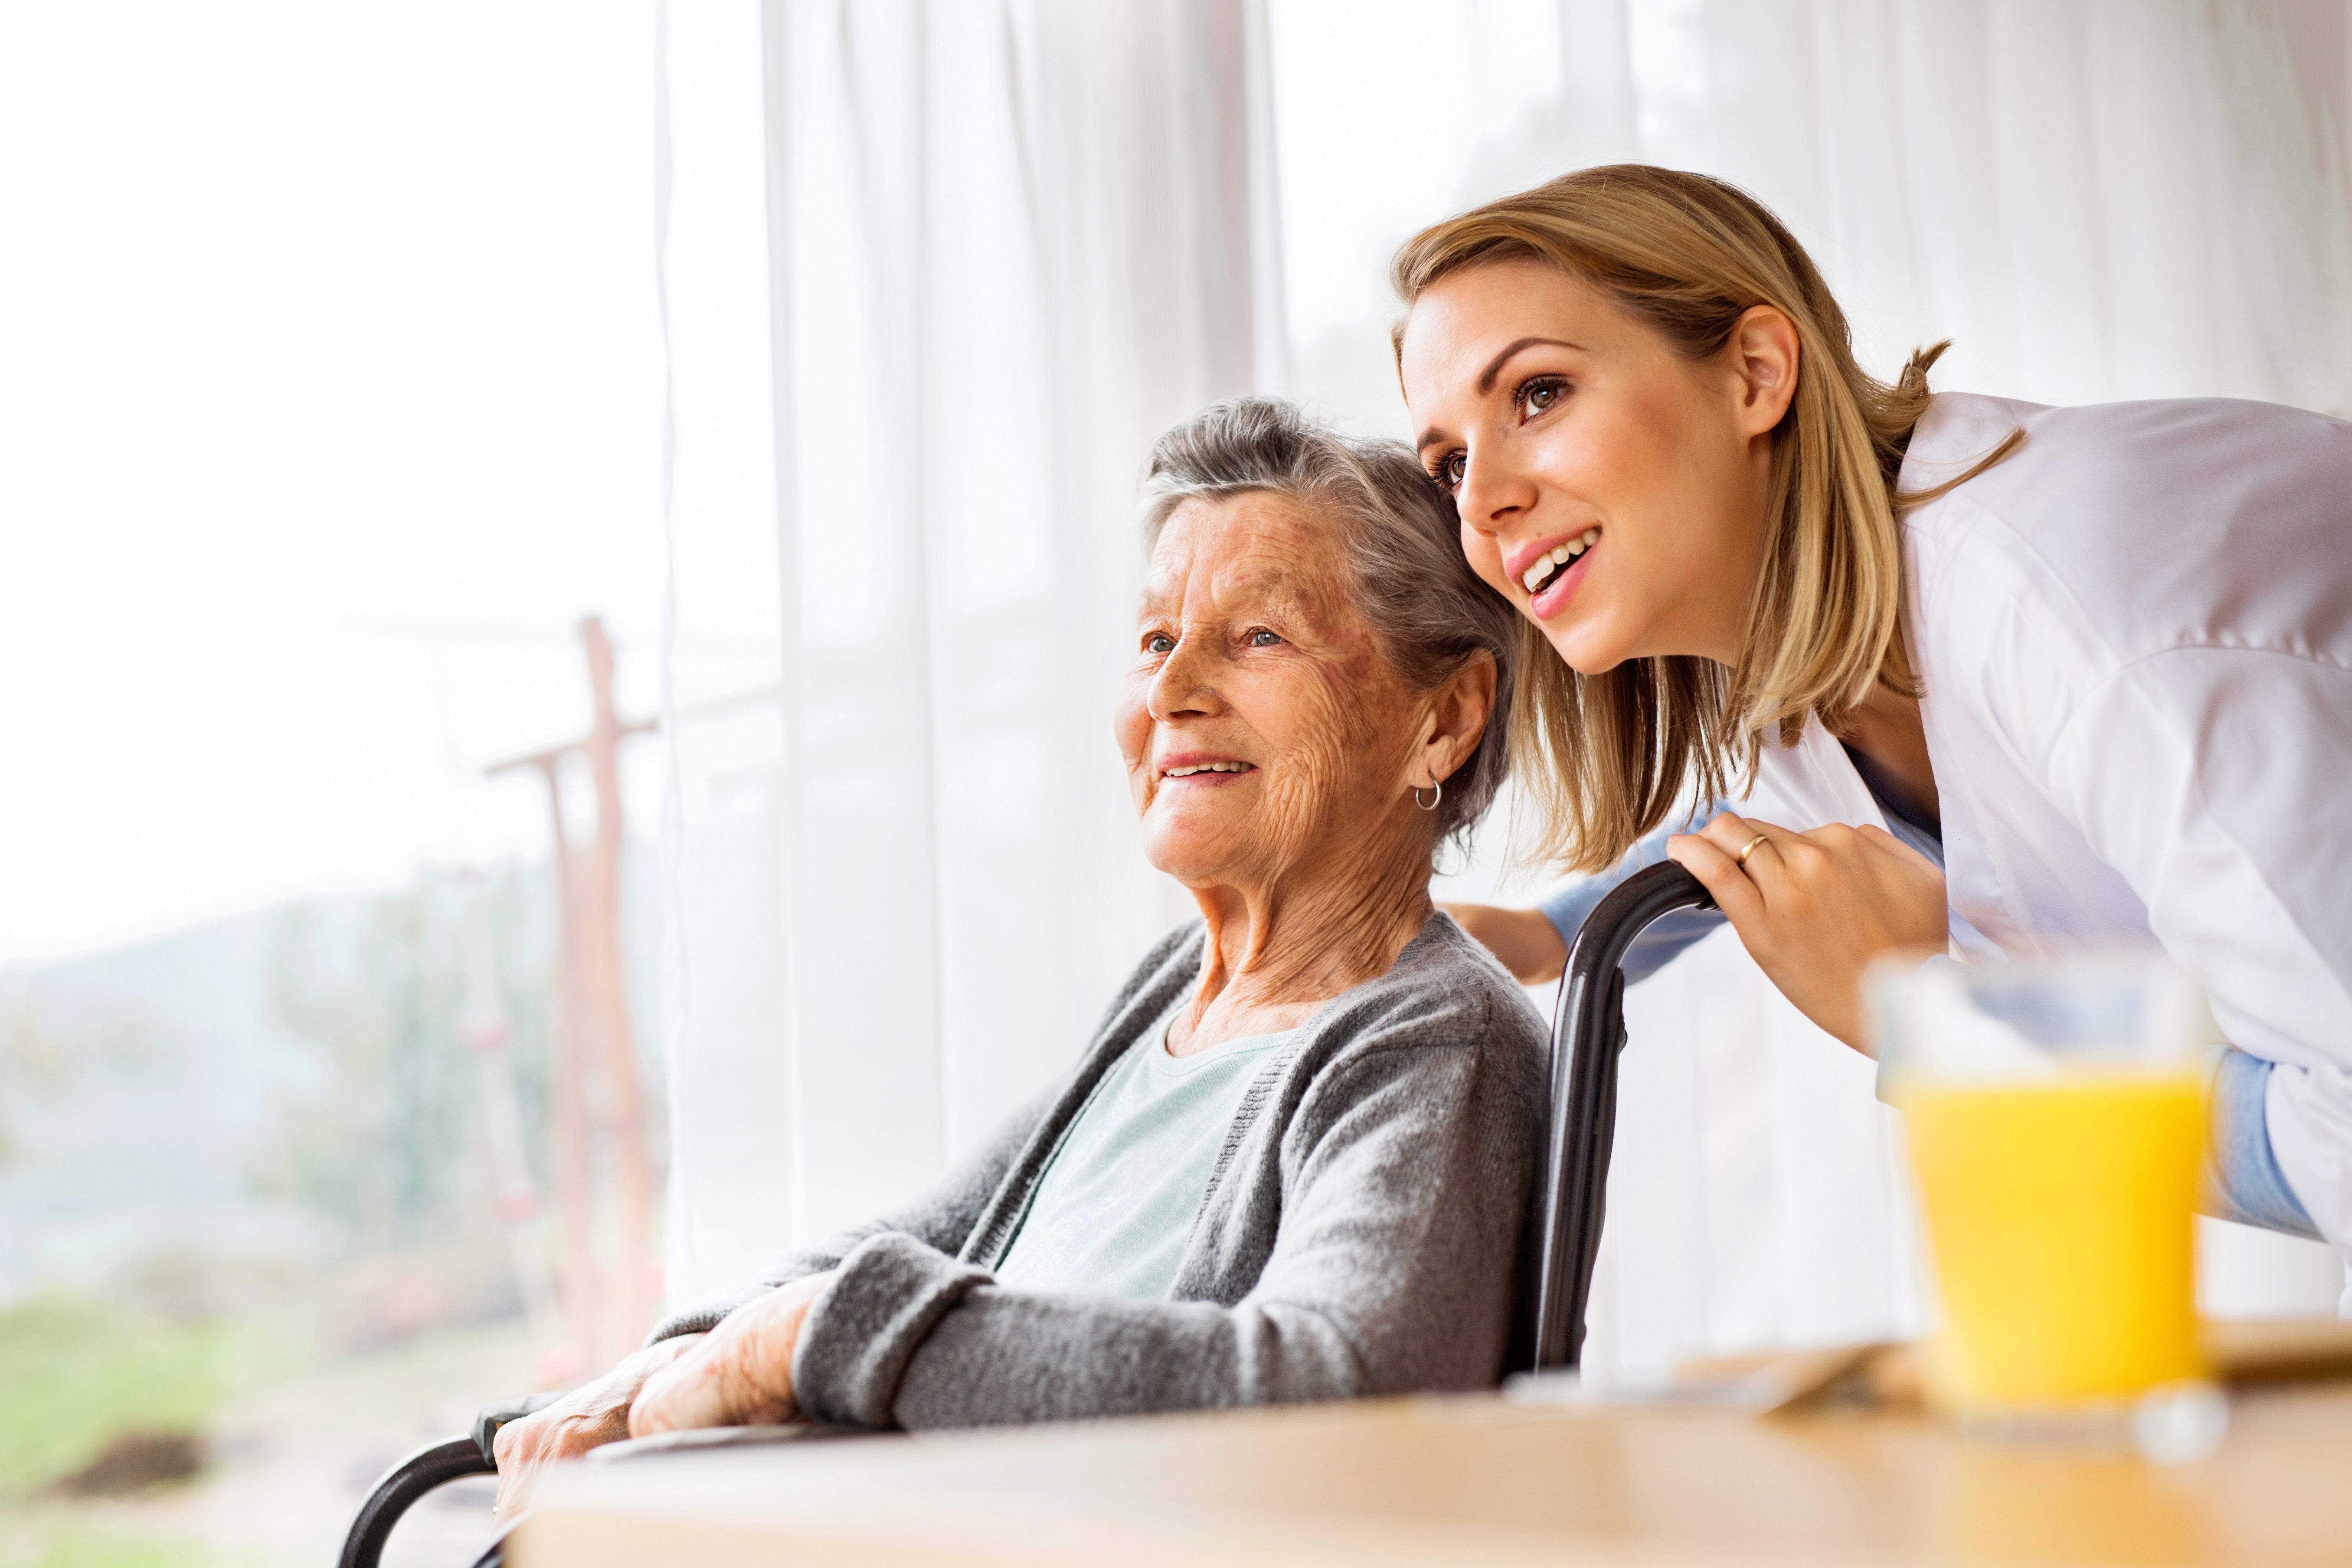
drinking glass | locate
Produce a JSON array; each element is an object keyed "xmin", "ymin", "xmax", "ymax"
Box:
[{"xmin": 1870, "ymin": 952, "xmax": 2219, "ymax": 1432}]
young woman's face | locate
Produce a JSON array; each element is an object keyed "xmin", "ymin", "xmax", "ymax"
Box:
[{"xmin": 1397, "ymin": 258, "xmax": 1789, "ymax": 673}]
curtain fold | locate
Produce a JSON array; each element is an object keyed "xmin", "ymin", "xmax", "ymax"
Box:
[
  {"xmin": 1692, "ymin": 0, "xmax": 2352, "ymax": 414},
  {"xmin": 664, "ymin": 0, "xmax": 1284, "ymax": 1303}
]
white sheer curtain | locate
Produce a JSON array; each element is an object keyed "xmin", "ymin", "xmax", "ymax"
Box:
[
  {"xmin": 660, "ymin": 0, "xmax": 2351, "ymax": 1343},
  {"xmin": 660, "ymin": 0, "xmax": 1285, "ymax": 1304},
  {"xmin": 1658, "ymin": 0, "xmax": 2352, "ymax": 416}
]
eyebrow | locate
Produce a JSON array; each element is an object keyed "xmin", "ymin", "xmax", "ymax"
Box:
[
  {"xmin": 1415, "ymin": 335, "xmax": 1584, "ymax": 454},
  {"xmin": 1477, "ymin": 335, "xmax": 1580, "ymax": 394}
]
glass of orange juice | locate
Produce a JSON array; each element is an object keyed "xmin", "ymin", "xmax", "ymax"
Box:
[{"xmin": 1870, "ymin": 953, "xmax": 2218, "ymax": 1434}]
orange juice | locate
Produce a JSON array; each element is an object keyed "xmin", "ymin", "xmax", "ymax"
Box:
[{"xmin": 1904, "ymin": 1075, "xmax": 2208, "ymax": 1409}]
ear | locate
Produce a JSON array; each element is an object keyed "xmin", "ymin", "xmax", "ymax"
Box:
[
  {"xmin": 1728, "ymin": 305, "xmax": 1800, "ymax": 439},
  {"xmin": 1417, "ymin": 650, "xmax": 1498, "ymax": 787}
]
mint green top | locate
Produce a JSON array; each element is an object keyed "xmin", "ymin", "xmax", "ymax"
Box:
[{"xmin": 992, "ymin": 999, "xmax": 1295, "ymax": 1300}]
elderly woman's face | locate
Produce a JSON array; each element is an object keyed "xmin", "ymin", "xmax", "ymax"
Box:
[{"xmin": 1118, "ymin": 494, "xmax": 1421, "ymax": 888}]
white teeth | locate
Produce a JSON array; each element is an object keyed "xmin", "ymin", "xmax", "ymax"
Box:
[
  {"xmin": 1583, "ymin": 529, "xmax": 1599, "ymax": 547},
  {"xmin": 1525, "ymin": 538, "xmax": 1589, "ymax": 594}
]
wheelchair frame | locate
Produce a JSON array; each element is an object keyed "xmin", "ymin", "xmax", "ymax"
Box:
[{"xmin": 337, "ymin": 862, "xmax": 1713, "ymax": 1568}]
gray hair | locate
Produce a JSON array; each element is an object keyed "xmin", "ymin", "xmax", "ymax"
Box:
[{"xmin": 1139, "ymin": 396, "xmax": 1518, "ymax": 854}]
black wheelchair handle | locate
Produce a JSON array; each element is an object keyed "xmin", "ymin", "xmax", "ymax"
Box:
[
  {"xmin": 1521, "ymin": 861, "xmax": 1715, "ymax": 1374},
  {"xmin": 471, "ymin": 1391, "xmax": 563, "ymax": 1468},
  {"xmin": 337, "ymin": 1393, "xmax": 559, "ymax": 1568}
]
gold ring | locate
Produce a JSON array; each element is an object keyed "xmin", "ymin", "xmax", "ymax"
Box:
[{"xmin": 1736, "ymin": 833, "xmax": 1769, "ymax": 868}]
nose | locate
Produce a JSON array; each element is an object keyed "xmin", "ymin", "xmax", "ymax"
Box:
[
  {"xmin": 1456, "ymin": 440, "xmax": 1535, "ymax": 538},
  {"xmin": 1148, "ymin": 635, "xmax": 1224, "ymax": 723}
]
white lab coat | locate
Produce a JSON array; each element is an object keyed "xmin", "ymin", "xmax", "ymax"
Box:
[{"xmin": 1741, "ymin": 392, "xmax": 2352, "ymax": 1260}]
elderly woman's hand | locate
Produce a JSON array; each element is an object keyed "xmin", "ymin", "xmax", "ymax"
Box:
[
  {"xmin": 628, "ymin": 1270, "xmax": 838, "ymax": 1439},
  {"xmin": 491, "ymin": 1333, "xmax": 706, "ymax": 1517},
  {"xmin": 1667, "ymin": 811, "xmax": 1947, "ymax": 1053}
]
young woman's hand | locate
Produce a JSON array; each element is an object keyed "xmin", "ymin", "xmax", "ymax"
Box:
[
  {"xmin": 1667, "ymin": 812, "xmax": 1946, "ymax": 1053},
  {"xmin": 626, "ymin": 1270, "xmax": 839, "ymax": 1439},
  {"xmin": 491, "ymin": 1332, "xmax": 706, "ymax": 1517}
]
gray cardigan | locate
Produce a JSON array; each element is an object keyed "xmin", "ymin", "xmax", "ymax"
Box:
[{"xmin": 648, "ymin": 910, "xmax": 1548, "ymax": 1431}]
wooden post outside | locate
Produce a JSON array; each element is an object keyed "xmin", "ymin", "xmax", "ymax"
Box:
[
  {"xmin": 578, "ymin": 615, "xmax": 657, "ymax": 1360},
  {"xmin": 539, "ymin": 761, "xmax": 600, "ymax": 1377},
  {"xmin": 485, "ymin": 617, "xmax": 663, "ymax": 1374}
]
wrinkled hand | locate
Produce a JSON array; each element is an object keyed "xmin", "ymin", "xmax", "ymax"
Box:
[
  {"xmin": 491, "ymin": 1333, "xmax": 706, "ymax": 1518},
  {"xmin": 1667, "ymin": 812, "xmax": 1947, "ymax": 1053},
  {"xmin": 628, "ymin": 1270, "xmax": 838, "ymax": 1439}
]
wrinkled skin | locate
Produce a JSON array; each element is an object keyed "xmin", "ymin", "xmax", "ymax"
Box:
[
  {"xmin": 490, "ymin": 1272, "xmax": 835, "ymax": 1518},
  {"xmin": 1119, "ymin": 493, "xmax": 1494, "ymax": 1052},
  {"xmin": 1400, "ymin": 259, "xmax": 1946, "ymax": 1051},
  {"xmin": 488, "ymin": 493, "xmax": 1494, "ymax": 1503},
  {"xmin": 627, "ymin": 1270, "xmax": 834, "ymax": 1434},
  {"xmin": 490, "ymin": 1334, "xmax": 702, "ymax": 1517}
]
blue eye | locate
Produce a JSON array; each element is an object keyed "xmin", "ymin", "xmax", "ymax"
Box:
[
  {"xmin": 1147, "ymin": 633, "xmax": 1175, "ymax": 654},
  {"xmin": 1249, "ymin": 629, "xmax": 1282, "ymax": 647}
]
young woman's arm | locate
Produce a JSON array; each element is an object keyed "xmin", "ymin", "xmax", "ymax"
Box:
[{"xmin": 1449, "ymin": 809, "xmax": 1730, "ymax": 985}]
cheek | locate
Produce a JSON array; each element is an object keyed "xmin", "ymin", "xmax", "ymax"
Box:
[
  {"xmin": 1275, "ymin": 656, "xmax": 1404, "ymax": 802},
  {"xmin": 1589, "ymin": 378, "xmax": 1723, "ymax": 517},
  {"xmin": 1205, "ymin": 666, "xmax": 1351, "ymax": 825},
  {"xmin": 1112, "ymin": 681, "xmax": 1153, "ymax": 767},
  {"xmin": 1537, "ymin": 393, "xmax": 1698, "ymax": 592},
  {"xmin": 1541, "ymin": 404, "xmax": 1637, "ymax": 501},
  {"xmin": 1460, "ymin": 517, "xmax": 1508, "ymax": 594}
]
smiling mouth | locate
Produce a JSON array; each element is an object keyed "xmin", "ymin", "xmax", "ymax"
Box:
[
  {"xmin": 1522, "ymin": 529, "xmax": 1600, "ymax": 598},
  {"xmin": 1161, "ymin": 762, "xmax": 1256, "ymax": 779}
]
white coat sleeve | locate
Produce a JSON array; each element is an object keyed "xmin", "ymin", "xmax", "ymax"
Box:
[{"xmin": 2048, "ymin": 644, "xmax": 2352, "ymax": 1255}]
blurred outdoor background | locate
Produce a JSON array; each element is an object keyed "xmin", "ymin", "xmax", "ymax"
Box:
[{"xmin": 3, "ymin": 3, "xmax": 2349, "ymax": 1564}]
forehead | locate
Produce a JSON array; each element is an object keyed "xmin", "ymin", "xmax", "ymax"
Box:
[
  {"xmin": 1396, "ymin": 258, "xmax": 1614, "ymax": 414},
  {"xmin": 1144, "ymin": 492, "xmax": 1349, "ymax": 606}
]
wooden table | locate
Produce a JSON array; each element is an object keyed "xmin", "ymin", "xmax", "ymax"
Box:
[{"xmin": 513, "ymin": 1381, "xmax": 2352, "ymax": 1567}]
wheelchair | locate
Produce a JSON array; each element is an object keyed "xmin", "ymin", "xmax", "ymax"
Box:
[{"xmin": 340, "ymin": 863, "xmax": 1713, "ymax": 1568}]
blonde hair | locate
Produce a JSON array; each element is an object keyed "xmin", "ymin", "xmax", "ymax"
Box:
[{"xmin": 1390, "ymin": 164, "xmax": 2015, "ymax": 872}]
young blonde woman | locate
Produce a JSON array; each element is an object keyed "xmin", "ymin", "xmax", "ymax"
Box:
[{"xmin": 1395, "ymin": 165, "xmax": 2352, "ymax": 1266}]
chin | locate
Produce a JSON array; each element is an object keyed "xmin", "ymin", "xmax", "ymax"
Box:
[
  {"xmin": 1540, "ymin": 621, "xmax": 1636, "ymax": 678},
  {"xmin": 1142, "ymin": 853, "xmax": 1228, "ymax": 888},
  {"xmin": 1138, "ymin": 821, "xmax": 1233, "ymax": 885}
]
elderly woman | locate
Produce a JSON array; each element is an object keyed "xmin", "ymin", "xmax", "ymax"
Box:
[{"xmin": 493, "ymin": 398, "xmax": 1543, "ymax": 1507}]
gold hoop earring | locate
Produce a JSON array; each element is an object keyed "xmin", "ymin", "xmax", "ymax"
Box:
[{"xmin": 1413, "ymin": 781, "xmax": 1443, "ymax": 812}]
